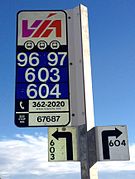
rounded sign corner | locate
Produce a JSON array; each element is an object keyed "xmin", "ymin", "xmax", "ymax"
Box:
[{"xmin": 17, "ymin": 10, "xmax": 26, "ymax": 16}]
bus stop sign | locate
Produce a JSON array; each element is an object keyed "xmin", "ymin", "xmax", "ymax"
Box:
[{"xmin": 15, "ymin": 11, "xmax": 70, "ymax": 127}]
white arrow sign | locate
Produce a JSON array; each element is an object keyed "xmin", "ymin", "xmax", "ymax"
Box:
[
  {"xmin": 95, "ymin": 125, "xmax": 130, "ymax": 161},
  {"xmin": 48, "ymin": 127, "xmax": 78, "ymax": 161}
]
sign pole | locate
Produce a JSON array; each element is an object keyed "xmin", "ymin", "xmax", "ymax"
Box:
[
  {"xmin": 78, "ymin": 124, "xmax": 90, "ymax": 178},
  {"xmin": 67, "ymin": 5, "xmax": 98, "ymax": 179},
  {"xmin": 78, "ymin": 125, "xmax": 98, "ymax": 179},
  {"xmin": 78, "ymin": 5, "xmax": 98, "ymax": 178}
]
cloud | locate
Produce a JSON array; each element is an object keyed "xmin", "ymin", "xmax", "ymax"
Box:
[
  {"xmin": 0, "ymin": 134, "xmax": 134, "ymax": 179},
  {"xmin": 98, "ymin": 143, "xmax": 135, "ymax": 172},
  {"xmin": 0, "ymin": 134, "xmax": 80, "ymax": 178}
]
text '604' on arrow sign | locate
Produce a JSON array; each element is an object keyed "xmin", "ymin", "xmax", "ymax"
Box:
[
  {"xmin": 96, "ymin": 126, "xmax": 130, "ymax": 161},
  {"xmin": 48, "ymin": 127, "xmax": 78, "ymax": 161},
  {"xmin": 15, "ymin": 11, "xmax": 70, "ymax": 127}
]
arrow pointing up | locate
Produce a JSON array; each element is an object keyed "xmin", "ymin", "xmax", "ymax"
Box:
[
  {"xmin": 52, "ymin": 129, "xmax": 73, "ymax": 160},
  {"xmin": 102, "ymin": 128, "xmax": 122, "ymax": 160}
]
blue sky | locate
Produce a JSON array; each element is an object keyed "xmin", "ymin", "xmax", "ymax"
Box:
[{"xmin": 0, "ymin": 0, "xmax": 135, "ymax": 178}]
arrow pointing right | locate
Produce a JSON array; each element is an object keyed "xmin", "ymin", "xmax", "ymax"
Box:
[{"xmin": 102, "ymin": 128, "xmax": 122, "ymax": 160}]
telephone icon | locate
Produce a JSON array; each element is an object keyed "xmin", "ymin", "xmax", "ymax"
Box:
[{"xmin": 20, "ymin": 101, "xmax": 25, "ymax": 110}]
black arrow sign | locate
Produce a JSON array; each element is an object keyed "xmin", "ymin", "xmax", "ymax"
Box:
[
  {"xmin": 102, "ymin": 128, "xmax": 122, "ymax": 160},
  {"xmin": 52, "ymin": 129, "xmax": 73, "ymax": 160}
]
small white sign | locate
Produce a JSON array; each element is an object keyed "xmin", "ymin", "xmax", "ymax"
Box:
[
  {"xmin": 29, "ymin": 113, "xmax": 69, "ymax": 126},
  {"xmin": 95, "ymin": 125, "xmax": 130, "ymax": 161},
  {"xmin": 29, "ymin": 99, "xmax": 69, "ymax": 112},
  {"xmin": 48, "ymin": 127, "xmax": 78, "ymax": 161}
]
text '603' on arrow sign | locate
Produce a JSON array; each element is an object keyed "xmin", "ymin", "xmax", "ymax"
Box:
[
  {"xmin": 96, "ymin": 126, "xmax": 130, "ymax": 161},
  {"xmin": 48, "ymin": 127, "xmax": 78, "ymax": 161}
]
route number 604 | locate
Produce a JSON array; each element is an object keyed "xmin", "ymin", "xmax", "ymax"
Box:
[{"xmin": 27, "ymin": 84, "xmax": 61, "ymax": 99}]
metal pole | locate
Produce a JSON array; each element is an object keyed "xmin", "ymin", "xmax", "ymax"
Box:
[
  {"xmin": 66, "ymin": 4, "xmax": 98, "ymax": 178},
  {"xmin": 78, "ymin": 125, "xmax": 98, "ymax": 179},
  {"xmin": 78, "ymin": 5, "xmax": 99, "ymax": 179},
  {"xmin": 78, "ymin": 124, "xmax": 90, "ymax": 178}
]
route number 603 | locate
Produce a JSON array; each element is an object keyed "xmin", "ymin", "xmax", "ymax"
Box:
[
  {"xmin": 50, "ymin": 140, "xmax": 55, "ymax": 160},
  {"xmin": 25, "ymin": 67, "xmax": 60, "ymax": 83}
]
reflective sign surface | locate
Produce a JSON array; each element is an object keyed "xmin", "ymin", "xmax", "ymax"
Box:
[
  {"xmin": 96, "ymin": 126, "xmax": 130, "ymax": 161},
  {"xmin": 48, "ymin": 127, "xmax": 78, "ymax": 161}
]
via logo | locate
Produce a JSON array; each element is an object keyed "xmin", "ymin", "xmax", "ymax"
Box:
[{"xmin": 22, "ymin": 13, "xmax": 62, "ymax": 38}]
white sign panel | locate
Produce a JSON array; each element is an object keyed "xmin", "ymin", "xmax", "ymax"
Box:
[
  {"xmin": 17, "ymin": 11, "xmax": 67, "ymax": 46},
  {"xmin": 48, "ymin": 127, "xmax": 78, "ymax": 161},
  {"xmin": 95, "ymin": 125, "xmax": 130, "ymax": 161}
]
